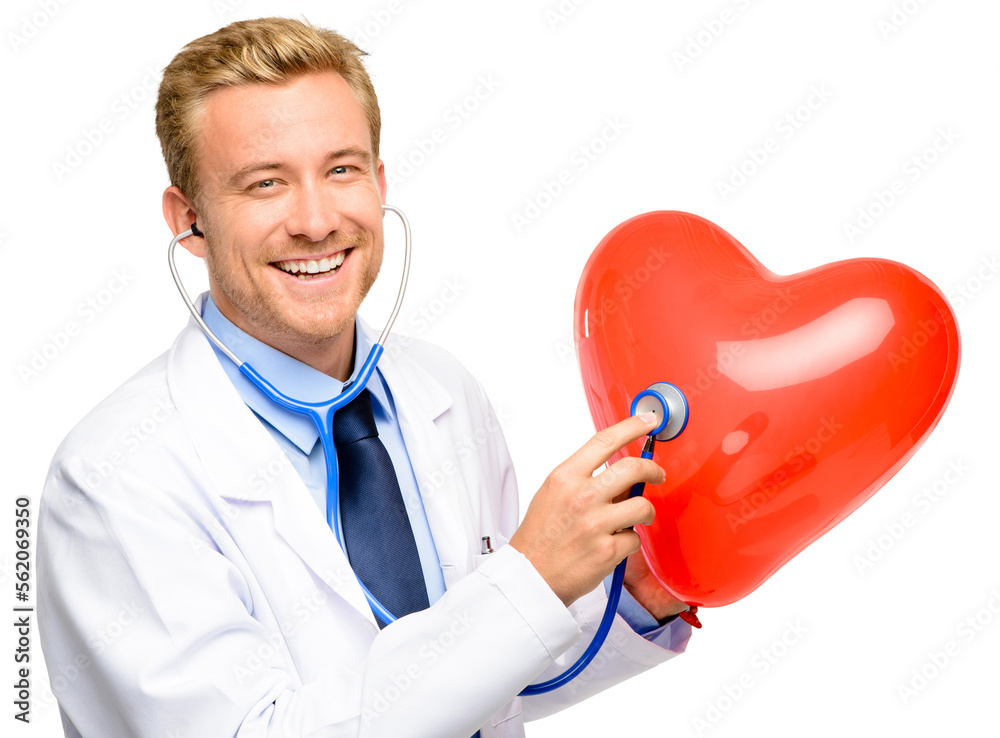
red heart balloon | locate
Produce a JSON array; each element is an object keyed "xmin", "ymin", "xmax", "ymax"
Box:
[{"xmin": 574, "ymin": 211, "xmax": 961, "ymax": 608}]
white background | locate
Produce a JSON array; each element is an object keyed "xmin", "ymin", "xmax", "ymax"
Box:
[{"xmin": 3, "ymin": 0, "xmax": 998, "ymax": 736}]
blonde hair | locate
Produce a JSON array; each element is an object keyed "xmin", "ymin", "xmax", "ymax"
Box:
[{"xmin": 155, "ymin": 17, "xmax": 380, "ymax": 207}]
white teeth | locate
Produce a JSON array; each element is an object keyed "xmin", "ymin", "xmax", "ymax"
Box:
[{"xmin": 274, "ymin": 250, "xmax": 349, "ymax": 276}]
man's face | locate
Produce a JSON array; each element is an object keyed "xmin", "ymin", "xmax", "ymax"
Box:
[{"xmin": 193, "ymin": 71, "xmax": 386, "ymax": 352}]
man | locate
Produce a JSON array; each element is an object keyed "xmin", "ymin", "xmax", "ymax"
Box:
[{"xmin": 38, "ymin": 17, "xmax": 691, "ymax": 737}]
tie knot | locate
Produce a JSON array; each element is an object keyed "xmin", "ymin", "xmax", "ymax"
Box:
[{"xmin": 332, "ymin": 388, "xmax": 379, "ymax": 446}]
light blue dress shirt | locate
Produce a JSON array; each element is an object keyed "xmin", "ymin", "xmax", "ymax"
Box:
[{"xmin": 201, "ymin": 295, "xmax": 676, "ymax": 639}]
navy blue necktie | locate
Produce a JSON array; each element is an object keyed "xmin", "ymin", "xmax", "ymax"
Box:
[
  {"xmin": 333, "ymin": 388, "xmax": 429, "ymax": 628},
  {"xmin": 333, "ymin": 389, "xmax": 478, "ymax": 736}
]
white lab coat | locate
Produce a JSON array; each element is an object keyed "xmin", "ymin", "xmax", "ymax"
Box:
[{"xmin": 38, "ymin": 301, "xmax": 690, "ymax": 738}]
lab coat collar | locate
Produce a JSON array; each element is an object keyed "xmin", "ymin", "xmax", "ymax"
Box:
[{"xmin": 165, "ymin": 292, "xmax": 459, "ymax": 623}]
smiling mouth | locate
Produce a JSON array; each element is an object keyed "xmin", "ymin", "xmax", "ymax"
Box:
[{"xmin": 271, "ymin": 249, "xmax": 350, "ymax": 280}]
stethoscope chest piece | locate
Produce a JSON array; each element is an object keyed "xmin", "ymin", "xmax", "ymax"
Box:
[{"xmin": 630, "ymin": 382, "xmax": 689, "ymax": 441}]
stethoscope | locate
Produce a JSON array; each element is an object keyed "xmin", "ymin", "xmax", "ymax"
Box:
[
  {"xmin": 168, "ymin": 204, "xmax": 692, "ymax": 694},
  {"xmin": 168, "ymin": 204, "xmax": 411, "ymax": 627}
]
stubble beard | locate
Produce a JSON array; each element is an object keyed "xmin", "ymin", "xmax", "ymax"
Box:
[{"xmin": 206, "ymin": 229, "xmax": 383, "ymax": 350}]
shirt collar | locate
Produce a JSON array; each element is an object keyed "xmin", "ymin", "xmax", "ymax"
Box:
[{"xmin": 201, "ymin": 293, "xmax": 395, "ymax": 455}]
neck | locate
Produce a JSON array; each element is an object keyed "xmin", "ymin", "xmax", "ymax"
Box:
[
  {"xmin": 210, "ymin": 294, "xmax": 357, "ymax": 382},
  {"xmin": 273, "ymin": 328, "xmax": 357, "ymax": 382}
]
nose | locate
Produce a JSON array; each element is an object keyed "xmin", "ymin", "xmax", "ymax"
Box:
[{"xmin": 284, "ymin": 181, "xmax": 344, "ymax": 243}]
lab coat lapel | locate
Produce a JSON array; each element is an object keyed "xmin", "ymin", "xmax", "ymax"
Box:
[
  {"xmin": 166, "ymin": 311, "xmax": 378, "ymax": 628},
  {"xmin": 371, "ymin": 327, "xmax": 475, "ymax": 589}
]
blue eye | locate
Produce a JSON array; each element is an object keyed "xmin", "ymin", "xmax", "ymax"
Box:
[
  {"xmin": 257, "ymin": 179, "xmax": 275, "ymax": 188},
  {"xmin": 332, "ymin": 166, "xmax": 349, "ymax": 175}
]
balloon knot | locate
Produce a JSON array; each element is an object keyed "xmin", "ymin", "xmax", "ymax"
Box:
[{"xmin": 680, "ymin": 606, "xmax": 702, "ymax": 629}]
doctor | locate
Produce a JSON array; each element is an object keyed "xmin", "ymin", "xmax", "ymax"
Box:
[{"xmin": 38, "ymin": 17, "xmax": 692, "ymax": 738}]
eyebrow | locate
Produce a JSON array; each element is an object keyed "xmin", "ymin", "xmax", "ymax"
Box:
[{"xmin": 226, "ymin": 147, "xmax": 373, "ymax": 186}]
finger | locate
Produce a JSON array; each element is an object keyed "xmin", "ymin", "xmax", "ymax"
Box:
[
  {"xmin": 610, "ymin": 529, "xmax": 642, "ymax": 561},
  {"xmin": 594, "ymin": 456, "xmax": 665, "ymax": 502},
  {"xmin": 563, "ymin": 413, "xmax": 659, "ymax": 478},
  {"xmin": 604, "ymin": 495, "xmax": 656, "ymax": 533}
]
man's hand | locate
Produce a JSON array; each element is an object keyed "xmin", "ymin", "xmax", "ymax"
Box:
[
  {"xmin": 622, "ymin": 547, "xmax": 689, "ymax": 621},
  {"xmin": 509, "ymin": 413, "xmax": 665, "ymax": 608}
]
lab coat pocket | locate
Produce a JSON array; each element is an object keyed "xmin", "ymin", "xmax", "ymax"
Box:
[{"xmin": 472, "ymin": 532, "xmax": 509, "ymax": 572}]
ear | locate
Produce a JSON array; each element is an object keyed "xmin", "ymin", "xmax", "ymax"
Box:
[
  {"xmin": 162, "ymin": 186, "xmax": 206, "ymax": 257},
  {"xmin": 376, "ymin": 158, "xmax": 387, "ymax": 204}
]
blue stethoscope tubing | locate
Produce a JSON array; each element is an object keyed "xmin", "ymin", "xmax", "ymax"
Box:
[
  {"xmin": 167, "ymin": 203, "xmax": 640, "ymax": 693},
  {"xmin": 168, "ymin": 205, "xmax": 411, "ymax": 625},
  {"xmin": 519, "ymin": 440, "xmax": 656, "ymax": 695}
]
